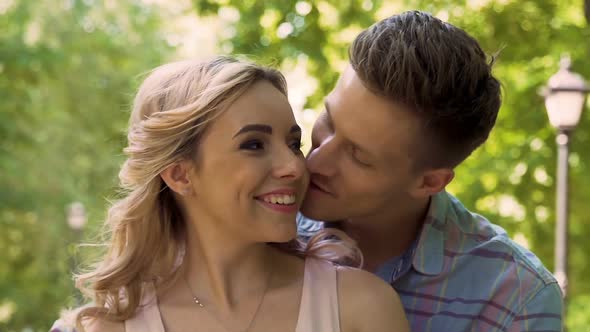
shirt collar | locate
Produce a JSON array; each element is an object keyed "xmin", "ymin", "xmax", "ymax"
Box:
[
  {"xmin": 410, "ymin": 191, "xmax": 450, "ymax": 276},
  {"xmin": 376, "ymin": 239, "xmax": 418, "ymax": 283}
]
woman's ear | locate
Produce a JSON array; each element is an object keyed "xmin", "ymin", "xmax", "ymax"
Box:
[{"xmin": 160, "ymin": 161, "xmax": 194, "ymax": 196}]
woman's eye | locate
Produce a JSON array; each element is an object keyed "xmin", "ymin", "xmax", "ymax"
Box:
[
  {"xmin": 239, "ymin": 140, "xmax": 264, "ymax": 150},
  {"xmin": 289, "ymin": 139, "xmax": 303, "ymax": 152}
]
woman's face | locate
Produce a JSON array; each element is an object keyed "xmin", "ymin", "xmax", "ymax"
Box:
[{"xmin": 188, "ymin": 80, "xmax": 308, "ymax": 243}]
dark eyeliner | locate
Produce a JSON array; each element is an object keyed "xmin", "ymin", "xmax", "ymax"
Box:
[{"xmin": 239, "ymin": 138, "xmax": 264, "ymax": 150}]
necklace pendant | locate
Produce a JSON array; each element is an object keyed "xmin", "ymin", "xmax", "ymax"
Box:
[{"xmin": 193, "ymin": 297, "xmax": 204, "ymax": 307}]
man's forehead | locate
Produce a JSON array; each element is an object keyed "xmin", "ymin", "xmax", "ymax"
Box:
[
  {"xmin": 331, "ymin": 65, "xmax": 385, "ymax": 104},
  {"xmin": 336, "ymin": 65, "xmax": 359, "ymax": 90},
  {"xmin": 326, "ymin": 66, "xmax": 420, "ymax": 161}
]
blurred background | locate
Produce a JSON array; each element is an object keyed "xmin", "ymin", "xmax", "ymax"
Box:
[{"xmin": 1, "ymin": 0, "xmax": 590, "ymax": 330}]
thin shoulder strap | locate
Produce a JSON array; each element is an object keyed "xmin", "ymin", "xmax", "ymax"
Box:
[
  {"xmin": 125, "ymin": 282, "xmax": 166, "ymax": 332},
  {"xmin": 295, "ymin": 258, "xmax": 341, "ymax": 332}
]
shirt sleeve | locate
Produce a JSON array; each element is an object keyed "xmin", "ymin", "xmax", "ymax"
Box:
[{"xmin": 506, "ymin": 282, "xmax": 564, "ymax": 332}]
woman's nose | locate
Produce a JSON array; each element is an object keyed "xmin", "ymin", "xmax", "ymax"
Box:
[{"xmin": 272, "ymin": 148, "xmax": 306, "ymax": 180}]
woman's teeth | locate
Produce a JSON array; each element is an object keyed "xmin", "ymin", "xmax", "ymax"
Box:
[{"xmin": 262, "ymin": 194, "xmax": 296, "ymax": 205}]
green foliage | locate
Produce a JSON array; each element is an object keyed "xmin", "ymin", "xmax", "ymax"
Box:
[
  {"xmin": 193, "ymin": 0, "xmax": 590, "ymax": 328},
  {"xmin": 0, "ymin": 0, "xmax": 172, "ymax": 330},
  {"xmin": 568, "ymin": 294, "xmax": 590, "ymax": 330},
  {"xmin": 193, "ymin": 0, "xmax": 382, "ymax": 106}
]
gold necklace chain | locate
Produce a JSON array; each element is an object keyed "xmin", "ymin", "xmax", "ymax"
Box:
[{"xmin": 183, "ymin": 268, "xmax": 273, "ymax": 332}]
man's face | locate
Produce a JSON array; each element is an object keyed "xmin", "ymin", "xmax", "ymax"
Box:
[{"xmin": 300, "ymin": 66, "xmax": 423, "ymax": 222}]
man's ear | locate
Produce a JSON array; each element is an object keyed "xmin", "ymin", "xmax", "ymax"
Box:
[
  {"xmin": 410, "ymin": 168, "xmax": 454, "ymax": 198},
  {"xmin": 160, "ymin": 161, "xmax": 194, "ymax": 196}
]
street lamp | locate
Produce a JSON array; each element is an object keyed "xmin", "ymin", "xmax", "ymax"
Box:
[
  {"xmin": 67, "ymin": 202, "xmax": 87, "ymax": 231},
  {"xmin": 542, "ymin": 56, "xmax": 589, "ymax": 303}
]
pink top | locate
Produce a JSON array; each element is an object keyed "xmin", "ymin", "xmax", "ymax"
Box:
[{"xmin": 125, "ymin": 258, "xmax": 340, "ymax": 332}]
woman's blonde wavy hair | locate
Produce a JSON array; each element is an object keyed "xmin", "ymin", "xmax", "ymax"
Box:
[{"xmin": 70, "ymin": 56, "xmax": 362, "ymax": 329}]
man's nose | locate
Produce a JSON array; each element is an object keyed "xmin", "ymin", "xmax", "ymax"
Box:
[{"xmin": 306, "ymin": 135, "xmax": 338, "ymax": 177}]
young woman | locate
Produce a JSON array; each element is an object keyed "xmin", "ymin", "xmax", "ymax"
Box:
[{"xmin": 52, "ymin": 56, "xmax": 409, "ymax": 332}]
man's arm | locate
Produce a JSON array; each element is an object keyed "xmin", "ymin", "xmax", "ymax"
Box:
[{"xmin": 506, "ymin": 282, "xmax": 564, "ymax": 332}]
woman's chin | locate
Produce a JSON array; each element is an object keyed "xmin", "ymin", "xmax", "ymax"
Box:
[{"xmin": 264, "ymin": 225, "xmax": 298, "ymax": 244}]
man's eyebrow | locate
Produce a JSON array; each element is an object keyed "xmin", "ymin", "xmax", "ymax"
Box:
[{"xmin": 233, "ymin": 124, "xmax": 272, "ymax": 138}]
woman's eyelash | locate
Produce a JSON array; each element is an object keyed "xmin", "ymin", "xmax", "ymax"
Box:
[
  {"xmin": 239, "ymin": 138, "xmax": 304, "ymax": 152},
  {"xmin": 290, "ymin": 139, "xmax": 304, "ymax": 150},
  {"xmin": 239, "ymin": 139, "xmax": 264, "ymax": 150}
]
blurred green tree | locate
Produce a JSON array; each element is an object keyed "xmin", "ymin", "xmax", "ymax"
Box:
[
  {"xmin": 192, "ymin": 0, "xmax": 590, "ymax": 329},
  {"xmin": 0, "ymin": 0, "xmax": 172, "ymax": 330}
]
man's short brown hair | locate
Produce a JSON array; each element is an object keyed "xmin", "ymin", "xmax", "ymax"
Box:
[{"xmin": 350, "ymin": 10, "xmax": 502, "ymax": 169}]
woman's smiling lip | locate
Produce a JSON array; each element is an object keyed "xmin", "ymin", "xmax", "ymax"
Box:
[
  {"xmin": 256, "ymin": 188, "xmax": 297, "ymax": 196},
  {"xmin": 255, "ymin": 199, "xmax": 298, "ymax": 214},
  {"xmin": 254, "ymin": 188, "xmax": 299, "ymax": 214}
]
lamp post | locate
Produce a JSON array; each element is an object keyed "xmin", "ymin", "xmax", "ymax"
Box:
[
  {"xmin": 67, "ymin": 202, "xmax": 87, "ymax": 232},
  {"xmin": 542, "ymin": 56, "xmax": 589, "ymax": 305}
]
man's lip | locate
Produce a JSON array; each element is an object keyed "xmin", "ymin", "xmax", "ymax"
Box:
[{"xmin": 309, "ymin": 181, "xmax": 331, "ymax": 195}]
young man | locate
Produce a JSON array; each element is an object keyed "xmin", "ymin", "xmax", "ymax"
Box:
[{"xmin": 298, "ymin": 10, "xmax": 563, "ymax": 331}]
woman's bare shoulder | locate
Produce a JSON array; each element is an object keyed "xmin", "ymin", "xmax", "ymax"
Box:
[
  {"xmin": 83, "ymin": 317, "xmax": 125, "ymax": 332},
  {"xmin": 337, "ymin": 267, "xmax": 409, "ymax": 332}
]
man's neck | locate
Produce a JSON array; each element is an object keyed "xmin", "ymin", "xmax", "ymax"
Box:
[{"xmin": 342, "ymin": 197, "xmax": 431, "ymax": 273}]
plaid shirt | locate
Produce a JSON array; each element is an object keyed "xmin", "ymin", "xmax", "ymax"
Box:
[{"xmin": 298, "ymin": 191, "xmax": 563, "ymax": 331}]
